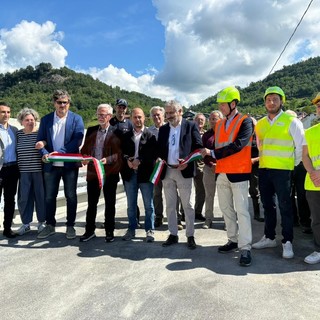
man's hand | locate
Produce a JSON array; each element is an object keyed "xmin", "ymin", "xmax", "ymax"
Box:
[
  {"xmin": 201, "ymin": 148, "xmax": 211, "ymax": 158},
  {"xmin": 310, "ymin": 169, "xmax": 320, "ymax": 187}
]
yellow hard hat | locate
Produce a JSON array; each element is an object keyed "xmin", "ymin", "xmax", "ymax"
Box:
[
  {"xmin": 312, "ymin": 92, "xmax": 320, "ymax": 105},
  {"xmin": 217, "ymin": 86, "xmax": 240, "ymax": 103},
  {"xmin": 264, "ymin": 86, "xmax": 286, "ymax": 103}
]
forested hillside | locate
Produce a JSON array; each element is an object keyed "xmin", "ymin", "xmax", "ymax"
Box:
[
  {"xmin": 191, "ymin": 56, "xmax": 320, "ymax": 116},
  {"xmin": 1, "ymin": 57, "xmax": 320, "ymax": 125},
  {"xmin": 0, "ymin": 63, "xmax": 164, "ymax": 125}
]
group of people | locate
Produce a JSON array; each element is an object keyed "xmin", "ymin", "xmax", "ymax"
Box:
[{"xmin": 0, "ymin": 86, "xmax": 319, "ymax": 268}]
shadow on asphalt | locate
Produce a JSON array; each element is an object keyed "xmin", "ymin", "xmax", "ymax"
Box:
[{"xmin": 1, "ymin": 222, "xmax": 317, "ymax": 276}]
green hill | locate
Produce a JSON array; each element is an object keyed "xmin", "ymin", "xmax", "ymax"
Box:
[
  {"xmin": 1, "ymin": 57, "xmax": 320, "ymax": 125},
  {"xmin": 191, "ymin": 56, "xmax": 320, "ymax": 116},
  {"xmin": 0, "ymin": 63, "xmax": 164, "ymax": 126}
]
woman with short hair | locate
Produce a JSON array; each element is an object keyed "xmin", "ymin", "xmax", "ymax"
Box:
[{"xmin": 16, "ymin": 108, "xmax": 45, "ymax": 235}]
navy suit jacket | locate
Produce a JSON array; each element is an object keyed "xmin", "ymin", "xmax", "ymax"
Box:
[
  {"xmin": 157, "ymin": 118, "xmax": 203, "ymax": 179},
  {"xmin": 37, "ymin": 111, "xmax": 84, "ymax": 172}
]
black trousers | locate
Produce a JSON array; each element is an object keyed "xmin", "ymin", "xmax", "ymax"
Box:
[
  {"xmin": 85, "ymin": 173, "xmax": 119, "ymax": 234},
  {"xmin": 0, "ymin": 165, "xmax": 19, "ymax": 230}
]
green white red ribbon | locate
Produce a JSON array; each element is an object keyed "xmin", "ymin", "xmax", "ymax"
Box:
[
  {"xmin": 179, "ymin": 149, "xmax": 202, "ymax": 165},
  {"xmin": 47, "ymin": 153, "xmax": 105, "ymax": 188},
  {"xmin": 149, "ymin": 149, "xmax": 202, "ymax": 185},
  {"xmin": 149, "ymin": 159, "xmax": 165, "ymax": 185}
]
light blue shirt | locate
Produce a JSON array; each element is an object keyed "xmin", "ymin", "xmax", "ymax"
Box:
[{"xmin": 0, "ymin": 124, "xmax": 17, "ymax": 163}]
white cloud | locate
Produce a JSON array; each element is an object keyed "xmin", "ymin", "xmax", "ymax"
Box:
[
  {"xmin": 87, "ymin": 0, "xmax": 320, "ymax": 106},
  {"xmin": 0, "ymin": 20, "xmax": 67, "ymax": 73},
  {"xmin": 151, "ymin": 0, "xmax": 320, "ymax": 104},
  {"xmin": 1, "ymin": 1, "xmax": 320, "ymax": 107}
]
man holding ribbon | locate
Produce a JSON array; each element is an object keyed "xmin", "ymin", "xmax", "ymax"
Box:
[
  {"xmin": 36, "ymin": 90, "xmax": 84, "ymax": 240},
  {"xmin": 201, "ymin": 87, "xmax": 254, "ymax": 266},
  {"xmin": 80, "ymin": 104, "xmax": 122, "ymax": 243},
  {"xmin": 157, "ymin": 100, "xmax": 203, "ymax": 249}
]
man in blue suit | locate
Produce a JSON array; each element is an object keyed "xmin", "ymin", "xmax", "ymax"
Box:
[
  {"xmin": 157, "ymin": 100, "xmax": 203, "ymax": 249},
  {"xmin": 36, "ymin": 90, "xmax": 84, "ymax": 240}
]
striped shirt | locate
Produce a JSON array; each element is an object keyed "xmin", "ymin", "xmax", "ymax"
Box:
[{"xmin": 16, "ymin": 130, "xmax": 43, "ymax": 172}]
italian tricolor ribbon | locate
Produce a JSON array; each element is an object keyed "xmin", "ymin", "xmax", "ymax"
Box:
[
  {"xmin": 149, "ymin": 159, "xmax": 165, "ymax": 185},
  {"xmin": 149, "ymin": 149, "xmax": 203, "ymax": 185},
  {"xmin": 47, "ymin": 153, "xmax": 105, "ymax": 188},
  {"xmin": 179, "ymin": 149, "xmax": 203, "ymax": 165}
]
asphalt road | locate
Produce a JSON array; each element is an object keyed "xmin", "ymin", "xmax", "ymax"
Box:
[{"xmin": 1, "ymin": 187, "xmax": 319, "ymax": 320}]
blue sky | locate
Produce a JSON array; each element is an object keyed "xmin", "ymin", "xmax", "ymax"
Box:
[{"xmin": 1, "ymin": 0, "xmax": 320, "ymax": 106}]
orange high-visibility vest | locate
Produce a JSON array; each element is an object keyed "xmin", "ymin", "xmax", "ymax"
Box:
[{"xmin": 215, "ymin": 114, "xmax": 252, "ymax": 174}]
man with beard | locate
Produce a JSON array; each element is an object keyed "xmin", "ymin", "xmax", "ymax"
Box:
[
  {"xmin": 252, "ymin": 87, "xmax": 305, "ymax": 259},
  {"xmin": 157, "ymin": 100, "xmax": 203, "ymax": 249}
]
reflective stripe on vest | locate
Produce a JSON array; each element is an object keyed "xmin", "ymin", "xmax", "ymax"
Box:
[
  {"xmin": 256, "ymin": 113, "xmax": 295, "ymax": 170},
  {"xmin": 215, "ymin": 115, "xmax": 246, "ymax": 148},
  {"xmin": 304, "ymin": 123, "xmax": 320, "ymax": 191},
  {"xmin": 215, "ymin": 114, "xmax": 252, "ymax": 174}
]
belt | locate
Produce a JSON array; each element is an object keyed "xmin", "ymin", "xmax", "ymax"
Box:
[
  {"xmin": 167, "ymin": 164, "xmax": 179, "ymax": 169},
  {"xmin": 2, "ymin": 161, "xmax": 17, "ymax": 167}
]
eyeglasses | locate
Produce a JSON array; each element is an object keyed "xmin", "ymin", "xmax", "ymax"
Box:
[
  {"xmin": 97, "ymin": 114, "xmax": 111, "ymax": 118},
  {"xmin": 56, "ymin": 101, "xmax": 69, "ymax": 105}
]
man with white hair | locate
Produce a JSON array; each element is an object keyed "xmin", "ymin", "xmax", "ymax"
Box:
[
  {"xmin": 80, "ymin": 104, "xmax": 122, "ymax": 242},
  {"xmin": 157, "ymin": 100, "xmax": 203, "ymax": 249}
]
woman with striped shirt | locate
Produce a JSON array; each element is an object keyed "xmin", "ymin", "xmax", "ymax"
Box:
[{"xmin": 16, "ymin": 108, "xmax": 45, "ymax": 235}]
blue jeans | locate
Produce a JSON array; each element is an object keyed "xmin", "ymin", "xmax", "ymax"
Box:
[
  {"xmin": 124, "ymin": 172, "xmax": 154, "ymax": 232},
  {"xmin": 18, "ymin": 172, "xmax": 46, "ymax": 225},
  {"xmin": 259, "ymin": 168, "xmax": 293, "ymax": 243},
  {"xmin": 44, "ymin": 167, "xmax": 78, "ymax": 226}
]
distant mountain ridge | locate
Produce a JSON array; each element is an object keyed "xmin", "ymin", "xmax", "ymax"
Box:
[
  {"xmin": 191, "ymin": 56, "xmax": 320, "ymax": 115},
  {"xmin": 0, "ymin": 63, "xmax": 164, "ymax": 126},
  {"xmin": 1, "ymin": 57, "xmax": 319, "ymax": 125}
]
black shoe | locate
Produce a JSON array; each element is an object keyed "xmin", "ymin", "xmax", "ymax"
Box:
[
  {"xmin": 239, "ymin": 250, "xmax": 252, "ymax": 267},
  {"xmin": 162, "ymin": 234, "xmax": 178, "ymax": 247},
  {"xmin": 105, "ymin": 232, "xmax": 115, "ymax": 242},
  {"xmin": 195, "ymin": 214, "xmax": 206, "ymax": 221},
  {"xmin": 79, "ymin": 232, "xmax": 96, "ymax": 242},
  {"xmin": 254, "ymin": 216, "xmax": 265, "ymax": 222},
  {"xmin": 154, "ymin": 218, "xmax": 163, "ymax": 228},
  {"xmin": 187, "ymin": 236, "xmax": 196, "ymax": 250},
  {"xmin": 218, "ymin": 241, "xmax": 238, "ymax": 253},
  {"xmin": 3, "ymin": 229, "xmax": 16, "ymax": 238}
]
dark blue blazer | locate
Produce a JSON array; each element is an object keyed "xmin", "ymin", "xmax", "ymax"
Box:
[
  {"xmin": 157, "ymin": 118, "xmax": 203, "ymax": 179},
  {"xmin": 37, "ymin": 111, "xmax": 84, "ymax": 172}
]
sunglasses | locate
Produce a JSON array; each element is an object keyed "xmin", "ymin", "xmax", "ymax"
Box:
[{"xmin": 56, "ymin": 101, "xmax": 69, "ymax": 105}]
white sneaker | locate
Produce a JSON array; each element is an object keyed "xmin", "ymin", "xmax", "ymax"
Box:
[
  {"xmin": 146, "ymin": 230, "xmax": 154, "ymax": 243},
  {"xmin": 304, "ymin": 251, "xmax": 320, "ymax": 264},
  {"xmin": 16, "ymin": 224, "xmax": 31, "ymax": 236},
  {"xmin": 282, "ymin": 241, "xmax": 294, "ymax": 259},
  {"xmin": 37, "ymin": 222, "xmax": 46, "ymax": 233},
  {"xmin": 252, "ymin": 235, "xmax": 277, "ymax": 249}
]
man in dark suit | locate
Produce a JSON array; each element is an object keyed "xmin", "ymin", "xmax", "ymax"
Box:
[
  {"xmin": 157, "ymin": 100, "xmax": 203, "ymax": 249},
  {"xmin": 0, "ymin": 102, "xmax": 19, "ymax": 238},
  {"xmin": 121, "ymin": 108, "xmax": 157, "ymax": 242},
  {"xmin": 36, "ymin": 90, "xmax": 84, "ymax": 240},
  {"xmin": 80, "ymin": 104, "xmax": 122, "ymax": 243}
]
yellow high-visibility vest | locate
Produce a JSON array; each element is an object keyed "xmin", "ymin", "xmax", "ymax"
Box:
[
  {"xmin": 256, "ymin": 112, "xmax": 295, "ymax": 170},
  {"xmin": 304, "ymin": 123, "xmax": 320, "ymax": 191}
]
